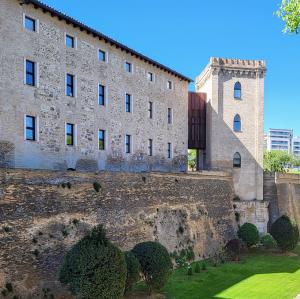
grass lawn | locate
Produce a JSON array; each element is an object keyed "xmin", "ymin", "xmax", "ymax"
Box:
[{"xmin": 133, "ymin": 246, "xmax": 300, "ymax": 299}]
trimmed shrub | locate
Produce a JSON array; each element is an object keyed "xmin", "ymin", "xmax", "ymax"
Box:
[
  {"xmin": 225, "ymin": 238, "xmax": 242, "ymax": 261},
  {"xmin": 132, "ymin": 241, "xmax": 172, "ymax": 293},
  {"xmin": 270, "ymin": 215, "xmax": 299, "ymax": 251},
  {"xmin": 194, "ymin": 262, "xmax": 201, "ymax": 273},
  {"xmin": 59, "ymin": 225, "xmax": 127, "ymax": 299},
  {"xmin": 124, "ymin": 251, "xmax": 141, "ymax": 294},
  {"xmin": 261, "ymin": 233, "xmax": 277, "ymax": 249},
  {"xmin": 187, "ymin": 266, "xmax": 193, "ymax": 276},
  {"xmin": 238, "ymin": 223, "xmax": 260, "ymax": 248},
  {"xmin": 201, "ymin": 262, "xmax": 207, "ymax": 271}
]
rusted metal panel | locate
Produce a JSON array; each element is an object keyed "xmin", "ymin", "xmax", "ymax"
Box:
[{"xmin": 188, "ymin": 92, "xmax": 206, "ymax": 149}]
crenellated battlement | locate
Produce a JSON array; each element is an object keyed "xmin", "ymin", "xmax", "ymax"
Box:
[
  {"xmin": 210, "ymin": 57, "xmax": 266, "ymax": 69},
  {"xmin": 196, "ymin": 57, "xmax": 266, "ymax": 87}
]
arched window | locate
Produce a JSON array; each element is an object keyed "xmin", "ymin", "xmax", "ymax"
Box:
[
  {"xmin": 233, "ymin": 114, "xmax": 241, "ymax": 132},
  {"xmin": 233, "ymin": 152, "xmax": 241, "ymax": 168},
  {"xmin": 234, "ymin": 82, "xmax": 241, "ymax": 99}
]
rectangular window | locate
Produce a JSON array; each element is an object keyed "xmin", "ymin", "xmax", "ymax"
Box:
[
  {"xmin": 66, "ymin": 34, "xmax": 75, "ymax": 48},
  {"xmin": 148, "ymin": 139, "xmax": 153, "ymax": 156},
  {"xmin": 99, "ymin": 84, "xmax": 105, "ymax": 106},
  {"xmin": 148, "ymin": 72, "xmax": 154, "ymax": 82},
  {"xmin": 168, "ymin": 143, "xmax": 172, "ymax": 159},
  {"xmin": 148, "ymin": 101, "xmax": 153, "ymax": 119},
  {"xmin": 26, "ymin": 60, "xmax": 35, "ymax": 86},
  {"xmin": 66, "ymin": 74, "xmax": 74, "ymax": 97},
  {"xmin": 98, "ymin": 50, "xmax": 106, "ymax": 62},
  {"xmin": 66, "ymin": 123, "xmax": 74, "ymax": 146},
  {"xmin": 167, "ymin": 81, "xmax": 173, "ymax": 90},
  {"xmin": 25, "ymin": 16, "xmax": 36, "ymax": 31},
  {"xmin": 168, "ymin": 108, "xmax": 173, "ymax": 124},
  {"xmin": 125, "ymin": 93, "xmax": 131, "ymax": 113},
  {"xmin": 125, "ymin": 62, "xmax": 132, "ymax": 73},
  {"xmin": 98, "ymin": 130, "xmax": 105, "ymax": 150},
  {"xmin": 25, "ymin": 115, "xmax": 36, "ymax": 141},
  {"xmin": 125, "ymin": 134, "xmax": 131, "ymax": 153}
]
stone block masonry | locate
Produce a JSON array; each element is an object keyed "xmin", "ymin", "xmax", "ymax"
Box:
[
  {"xmin": 264, "ymin": 172, "xmax": 300, "ymax": 230},
  {"xmin": 196, "ymin": 58, "xmax": 266, "ymax": 201},
  {"xmin": 0, "ymin": 0, "xmax": 190, "ymax": 173},
  {"xmin": 0, "ymin": 169, "xmax": 236, "ymax": 298}
]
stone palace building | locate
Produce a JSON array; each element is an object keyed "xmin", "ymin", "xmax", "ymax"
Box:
[{"xmin": 0, "ymin": 0, "xmax": 266, "ymax": 201}]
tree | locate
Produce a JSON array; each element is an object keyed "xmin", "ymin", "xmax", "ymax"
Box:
[
  {"xmin": 276, "ymin": 0, "xmax": 300, "ymax": 34},
  {"xmin": 59, "ymin": 225, "xmax": 127, "ymax": 299},
  {"xmin": 132, "ymin": 242, "xmax": 172, "ymax": 293},
  {"xmin": 263, "ymin": 150, "xmax": 294, "ymax": 172},
  {"xmin": 270, "ymin": 215, "xmax": 299, "ymax": 251},
  {"xmin": 238, "ymin": 223, "xmax": 260, "ymax": 248},
  {"xmin": 124, "ymin": 251, "xmax": 141, "ymax": 294},
  {"xmin": 261, "ymin": 233, "xmax": 277, "ymax": 249},
  {"xmin": 188, "ymin": 149, "xmax": 197, "ymax": 171}
]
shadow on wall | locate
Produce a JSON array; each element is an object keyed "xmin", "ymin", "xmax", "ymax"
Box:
[{"xmin": 205, "ymin": 100, "xmax": 264, "ymax": 202}]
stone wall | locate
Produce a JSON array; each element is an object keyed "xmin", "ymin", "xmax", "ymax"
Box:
[
  {"xmin": 0, "ymin": 0, "xmax": 189, "ymax": 173},
  {"xmin": 264, "ymin": 172, "xmax": 300, "ymax": 229},
  {"xmin": 233, "ymin": 200, "xmax": 269, "ymax": 234},
  {"xmin": 0, "ymin": 169, "xmax": 236, "ymax": 298}
]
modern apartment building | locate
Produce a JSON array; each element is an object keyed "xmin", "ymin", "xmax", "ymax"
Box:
[
  {"xmin": 265, "ymin": 128, "xmax": 300, "ymax": 156},
  {"xmin": 293, "ymin": 137, "xmax": 300, "ymax": 156}
]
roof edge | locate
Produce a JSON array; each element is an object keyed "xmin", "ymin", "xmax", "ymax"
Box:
[{"xmin": 20, "ymin": 0, "xmax": 193, "ymax": 82}]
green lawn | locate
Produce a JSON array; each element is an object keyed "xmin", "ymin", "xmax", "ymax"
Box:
[{"xmin": 134, "ymin": 247, "xmax": 300, "ymax": 299}]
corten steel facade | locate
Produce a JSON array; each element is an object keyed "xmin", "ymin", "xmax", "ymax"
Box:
[
  {"xmin": 188, "ymin": 92, "xmax": 206, "ymax": 150},
  {"xmin": 0, "ymin": 0, "xmax": 191, "ymax": 172},
  {"xmin": 196, "ymin": 58, "xmax": 266, "ymax": 201}
]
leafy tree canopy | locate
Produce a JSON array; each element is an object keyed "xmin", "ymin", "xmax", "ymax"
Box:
[
  {"xmin": 270, "ymin": 215, "xmax": 299, "ymax": 251},
  {"xmin": 263, "ymin": 150, "xmax": 300, "ymax": 173},
  {"xmin": 59, "ymin": 225, "xmax": 127, "ymax": 299},
  {"xmin": 188, "ymin": 150, "xmax": 197, "ymax": 171},
  {"xmin": 276, "ymin": 0, "xmax": 300, "ymax": 34}
]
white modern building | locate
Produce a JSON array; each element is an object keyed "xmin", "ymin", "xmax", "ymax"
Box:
[
  {"xmin": 266, "ymin": 128, "xmax": 293, "ymax": 153},
  {"xmin": 265, "ymin": 128, "xmax": 300, "ymax": 156},
  {"xmin": 293, "ymin": 137, "xmax": 300, "ymax": 156}
]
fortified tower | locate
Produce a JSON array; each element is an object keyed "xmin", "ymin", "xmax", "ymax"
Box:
[{"xmin": 196, "ymin": 58, "xmax": 266, "ymax": 201}]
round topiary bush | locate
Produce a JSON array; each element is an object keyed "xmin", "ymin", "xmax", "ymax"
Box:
[
  {"xmin": 261, "ymin": 233, "xmax": 277, "ymax": 249},
  {"xmin": 132, "ymin": 241, "xmax": 172, "ymax": 293},
  {"xmin": 238, "ymin": 223, "xmax": 260, "ymax": 248},
  {"xmin": 270, "ymin": 215, "xmax": 299, "ymax": 251},
  {"xmin": 59, "ymin": 225, "xmax": 127, "ymax": 299},
  {"xmin": 124, "ymin": 251, "xmax": 141, "ymax": 294}
]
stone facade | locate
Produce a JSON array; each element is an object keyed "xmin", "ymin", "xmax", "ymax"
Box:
[
  {"xmin": 0, "ymin": 0, "xmax": 190, "ymax": 172},
  {"xmin": 233, "ymin": 200, "xmax": 269, "ymax": 234},
  {"xmin": 196, "ymin": 58, "xmax": 266, "ymax": 201},
  {"xmin": 0, "ymin": 169, "xmax": 236, "ymax": 298},
  {"xmin": 264, "ymin": 172, "xmax": 300, "ymax": 229}
]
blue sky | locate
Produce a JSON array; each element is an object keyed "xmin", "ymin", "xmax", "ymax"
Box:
[{"xmin": 41, "ymin": 0, "xmax": 300, "ymax": 135}]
